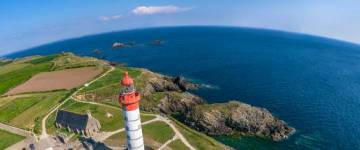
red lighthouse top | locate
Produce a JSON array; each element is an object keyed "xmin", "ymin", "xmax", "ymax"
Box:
[
  {"xmin": 119, "ymin": 72, "xmax": 140, "ymax": 111},
  {"xmin": 121, "ymin": 72, "xmax": 133, "ymax": 86}
]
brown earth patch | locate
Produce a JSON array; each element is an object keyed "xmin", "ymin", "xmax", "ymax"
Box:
[{"xmin": 5, "ymin": 67, "xmax": 102, "ymax": 95}]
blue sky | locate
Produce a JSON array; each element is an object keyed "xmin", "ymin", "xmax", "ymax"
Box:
[{"xmin": 1, "ymin": 0, "xmax": 360, "ymax": 55}]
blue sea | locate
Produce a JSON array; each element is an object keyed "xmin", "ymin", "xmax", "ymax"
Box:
[{"xmin": 7, "ymin": 26, "xmax": 360, "ymax": 149}]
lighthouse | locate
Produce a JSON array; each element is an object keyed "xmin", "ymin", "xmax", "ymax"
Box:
[{"xmin": 119, "ymin": 72, "xmax": 144, "ymax": 150}]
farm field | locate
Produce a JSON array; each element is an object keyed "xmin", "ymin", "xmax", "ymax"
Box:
[
  {"xmin": 0, "ymin": 91, "xmax": 68, "ymax": 133},
  {"xmin": 0, "ymin": 61, "xmax": 53, "ymax": 95},
  {"xmin": 5, "ymin": 67, "xmax": 103, "ymax": 95},
  {"xmin": 0, "ymin": 129, "xmax": 25, "ymax": 150}
]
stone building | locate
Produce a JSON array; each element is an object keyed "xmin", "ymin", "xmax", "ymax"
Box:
[{"xmin": 55, "ymin": 110, "xmax": 101, "ymax": 136}]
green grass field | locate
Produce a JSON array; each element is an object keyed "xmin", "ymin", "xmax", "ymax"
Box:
[
  {"xmin": 0, "ymin": 63, "xmax": 29, "ymax": 75},
  {"xmin": 0, "ymin": 91, "xmax": 68, "ymax": 133},
  {"xmin": 75, "ymin": 66, "xmax": 143, "ymax": 107},
  {"xmin": 168, "ymin": 139, "xmax": 189, "ymax": 150},
  {"xmin": 140, "ymin": 114, "xmax": 156, "ymax": 122},
  {"xmin": 0, "ymin": 56, "xmax": 42, "ymax": 75},
  {"xmin": 143, "ymin": 121, "xmax": 174, "ymax": 144},
  {"xmin": 51, "ymin": 53, "xmax": 106, "ymax": 71},
  {"xmin": 0, "ymin": 129, "xmax": 25, "ymax": 149},
  {"xmin": 171, "ymin": 117, "xmax": 227, "ymax": 150},
  {"xmin": 80, "ymin": 66, "xmax": 141, "ymax": 92},
  {"xmin": 0, "ymin": 61, "xmax": 11, "ymax": 66},
  {"xmin": 104, "ymin": 131, "xmax": 127, "ymax": 147},
  {"xmin": 27, "ymin": 54, "xmax": 58, "ymax": 65},
  {"xmin": 105, "ymin": 121, "xmax": 174, "ymax": 149},
  {"xmin": 76, "ymin": 66, "xmax": 167, "ymax": 111}
]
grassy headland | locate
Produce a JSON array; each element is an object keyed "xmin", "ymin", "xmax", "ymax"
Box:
[{"xmin": 0, "ymin": 53, "xmax": 230, "ymax": 149}]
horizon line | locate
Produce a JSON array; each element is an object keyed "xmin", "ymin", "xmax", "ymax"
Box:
[{"xmin": 2, "ymin": 25, "xmax": 360, "ymax": 57}]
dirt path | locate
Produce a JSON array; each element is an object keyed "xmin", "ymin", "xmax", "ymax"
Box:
[
  {"xmin": 157, "ymin": 115, "xmax": 196, "ymax": 150},
  {"xmin": 5, "ymin": 137, "xmax": 36, "ymax": 150},
  {"xmin": 93, "ymin": 116, "xmax": 160, "ymax": 142},
  {"xmin": 0, "ymin": 122, "xmax": 33, "ymax": 137},
  {"xmin": 71, "ymin": 98, "xmax": 158, "ymax": 117},
  {"xmin": 40, "ymin": 66, "xmax": 114, "ymax": 139},
  {"xmin": 158, "ymin": 135, "xmax": 178, "ymax": 150},
  {"xmin": 71, "ymin": 96, "xmax": 120, "ymax": 110},
  {"xmin": 0, "ymin": 123, "xmax": 36, "ymax": 150}
]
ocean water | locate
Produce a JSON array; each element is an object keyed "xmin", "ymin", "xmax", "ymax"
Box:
[{"xmin": 7, "ymin": 26, "xmax": 360, "ymax": 149}]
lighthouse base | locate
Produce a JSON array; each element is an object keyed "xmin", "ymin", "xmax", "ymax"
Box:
[{"xmin": 123, "ymin": 108, "xmax": 144, "ymax": 150}]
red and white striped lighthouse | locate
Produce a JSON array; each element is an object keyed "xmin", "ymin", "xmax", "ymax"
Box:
[{"xmin": 119, "ymin": 72, "xmax": 144, "ymax": 150}]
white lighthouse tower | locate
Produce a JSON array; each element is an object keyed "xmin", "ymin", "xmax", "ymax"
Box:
[{"xmin": 119, "ymin": 72, "xmax": 145, "ymax": 150}]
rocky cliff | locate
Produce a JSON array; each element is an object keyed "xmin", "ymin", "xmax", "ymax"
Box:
[
  {"xmin": 137, "ymin": 69, "xmax": 294, "ymax": 141},
  {"xmin": 157, "ymin": 92, "xmax": 204, "ymax": 114},
  {"xmin": 132, "ymin": 69, "xmax": 203, "ymax": 114},
  {"xmin": 185, "ymin": 101, "xmax": 294, "ymax": 141}
]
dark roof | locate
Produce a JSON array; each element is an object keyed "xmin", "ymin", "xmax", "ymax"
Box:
[{"xmin": 55, "ymin": 110, "xmax": 89, "ymax": 130}]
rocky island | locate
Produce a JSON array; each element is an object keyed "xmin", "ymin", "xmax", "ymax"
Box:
[
  {"xmin": 112, "ymin": 42, "xmax": 126, "ymax": 48},
  {"xmin": 151, "ymin": 39, "xmax": 164, "ymax": 45}
]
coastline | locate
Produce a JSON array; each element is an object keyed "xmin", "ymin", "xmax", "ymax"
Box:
[{"xmin": 0, "ymin": 53, "xmax": 295, "ymax": 149}]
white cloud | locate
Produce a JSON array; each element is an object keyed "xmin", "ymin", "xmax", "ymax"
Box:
[
  {"xmin": 132, "ymin": 5, "xmax": 190, "ymax": 15},
  {"xmin": 99, "ymin": 14, "xmax": 123, "ymax": 21},
  {"xmin": 99, "ymin": 16, "xmax": 110, "ymax": 21},
  {"xmin": 111, "ymin": 14, "xmax": 122, "ymax": 20}
]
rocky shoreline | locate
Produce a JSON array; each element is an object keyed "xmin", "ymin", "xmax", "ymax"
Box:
[
  {"xmin": 137, "ymin": 69, "xmax": 295, "ymax": 141},
  {"xmin": 185, "ymin": 101, "xmax": 294, "ymax": 141}
]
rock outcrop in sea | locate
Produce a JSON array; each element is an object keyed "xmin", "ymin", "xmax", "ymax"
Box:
[
  {"xmin": 151, "ymin": 40, "xmax": 164, "ymax": 45},
  {"xmin": 112, "ymin": 42, "xmax": 126, "ymax": 48},
  {"xmin": 92, "ymin": 49, "xmax": 102, "ymax": 54}
]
